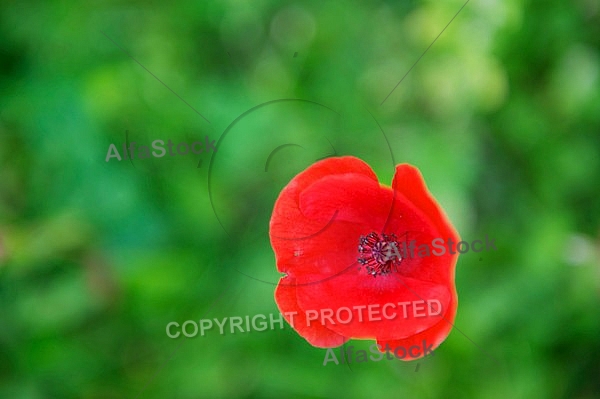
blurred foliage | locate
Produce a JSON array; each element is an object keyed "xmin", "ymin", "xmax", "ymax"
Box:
[{"xmin": 1, "ymin": 0, "xmax": 600, "ymax": 398}]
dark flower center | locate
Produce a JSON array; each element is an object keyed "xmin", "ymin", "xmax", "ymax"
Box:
[{"xmin": 357, "ymin": 232, "xmax": 402, "ymax": 277}]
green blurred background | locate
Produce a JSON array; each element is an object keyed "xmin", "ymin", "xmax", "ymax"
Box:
[{"xmin": 1, "ymin": 0, "xmax": 599, "ymax": 398}]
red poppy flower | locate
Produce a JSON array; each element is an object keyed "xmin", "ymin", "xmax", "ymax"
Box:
[{"xmin": 269, "ymin": 156, "xmax": 460, "ymax": 360}]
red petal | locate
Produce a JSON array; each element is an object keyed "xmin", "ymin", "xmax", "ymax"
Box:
[
  {"xmin": 274, "ymin": 275, "xmax": 349, "ymax": 348},
  {"xmin": 376, "ymin": 292, "xmax": 457, "ymax": 361},
  {"xmin": 392, "ymin": 164, "xmax": 460, "ymax": 246},
  {"xmin": 270, "ymin": 157, "xmax": 379, "ymax": 280},
  {"xmin": 299, "ymin": 173, "xmax": 392, "ymax": 229}
]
